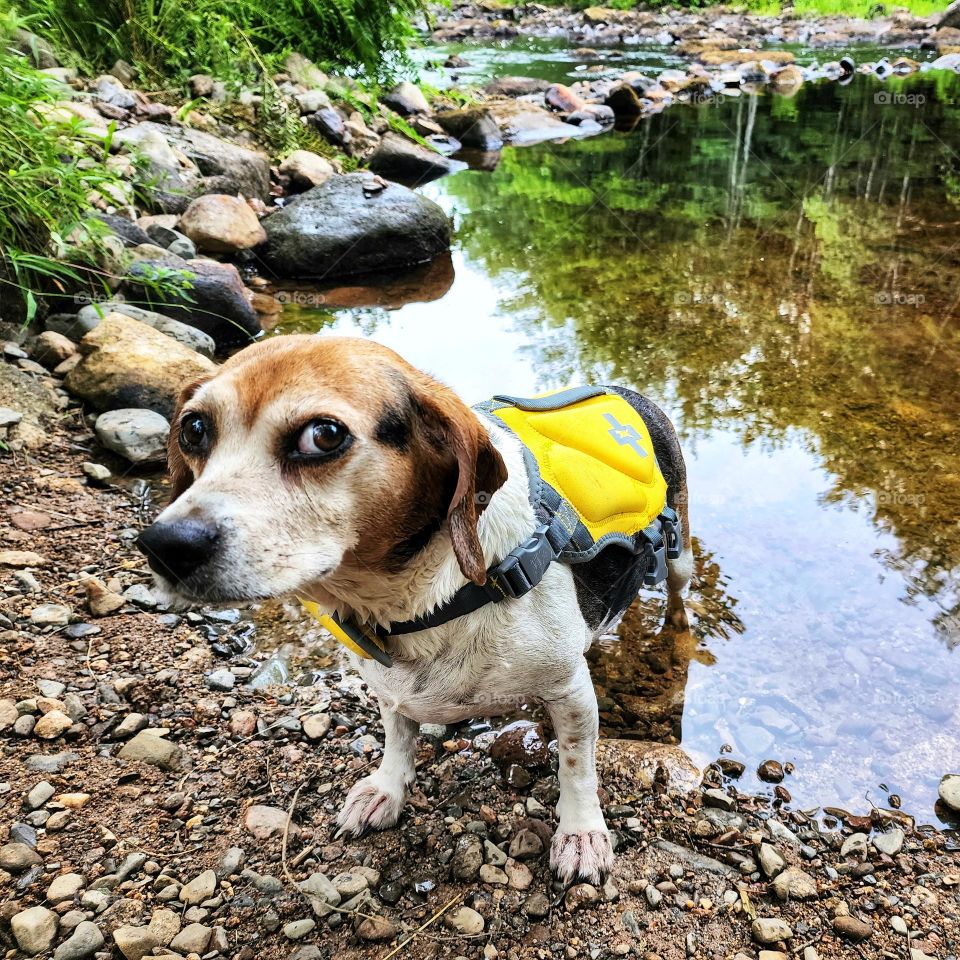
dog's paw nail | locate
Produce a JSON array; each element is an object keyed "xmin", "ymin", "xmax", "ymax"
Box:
[
  {"xmin": 550, "ymin": 828, "xmax": 614, "ymax": 885},
  {"xmin": 335, "ymin": 777, "xmax": 406, "ymax": 837}
]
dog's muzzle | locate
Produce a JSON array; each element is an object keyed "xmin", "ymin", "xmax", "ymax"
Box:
[{"xmin": 137, "ymin": 517, "xmax": 220, "ymax": 584}]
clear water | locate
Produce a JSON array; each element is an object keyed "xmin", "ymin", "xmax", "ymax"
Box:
[{"xmin": 267, "ymin": 50, "xmax": 960, "ymax": 826}]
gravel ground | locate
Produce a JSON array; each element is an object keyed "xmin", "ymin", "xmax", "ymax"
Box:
[{"xmin": 2, "ymin": 358, "xmax": 959, "ymax": 960}]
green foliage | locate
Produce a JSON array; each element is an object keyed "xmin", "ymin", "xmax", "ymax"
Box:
[
  {"xmin": 0, "ymin": 9, "xmax": 126, "ymax": 320},
  {"xmin": 20, "ymin": 0, "xmax": 430, "ymax": 82}
]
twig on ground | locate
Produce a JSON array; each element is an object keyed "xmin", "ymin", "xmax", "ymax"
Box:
[{"xmin": 379, "ymin": 892, "xmax": 463, "ymax": 960}]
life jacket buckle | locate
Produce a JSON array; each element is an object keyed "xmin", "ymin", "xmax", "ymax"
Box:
[
  {"xmin": 660, "ymin": 506, "xmax": 683, "ymax": 561},
  {"xmin": 487, "ymin": 523, "xmax": 557, "ymax": 600},
  {"xmin": 640, "ymin": 521, "xmax": 669, "ymax": 587}
]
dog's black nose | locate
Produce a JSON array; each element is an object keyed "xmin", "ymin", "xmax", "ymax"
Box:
[{"xmin": 137, "ymin": 518, "xmax": 220, "ymax": 583}]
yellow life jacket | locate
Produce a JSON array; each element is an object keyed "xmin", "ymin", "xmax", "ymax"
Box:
[{"xmin": 301, "ymin": 385, "xmax": 681, "ymax": 666}]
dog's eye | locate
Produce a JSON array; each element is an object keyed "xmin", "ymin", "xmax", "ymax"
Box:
[
  {"xmin": 179, "ymin": 413, "xmax": 208, "ymax": 452},
  {"xmin": 296, "ymin": 419, "xmax": 350, "ymax": 457}
]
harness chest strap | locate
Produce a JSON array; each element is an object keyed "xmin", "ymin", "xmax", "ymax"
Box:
[{"xmin": 300, "ymin": 386, "xmax": 683, "ymax": 665}]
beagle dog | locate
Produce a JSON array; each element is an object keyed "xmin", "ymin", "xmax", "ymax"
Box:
[{"xmin": 137, "ymin": 335, "xmax": 692, "ymax": 884}]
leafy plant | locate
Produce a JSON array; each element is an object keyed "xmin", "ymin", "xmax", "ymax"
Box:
[
  {"xmin": 0, "ymin": 9, "xmax": 128, "ymax": 321},
  {"xmin": 20, "ymin": 0, "xmax": 431, "ymax": 83}
]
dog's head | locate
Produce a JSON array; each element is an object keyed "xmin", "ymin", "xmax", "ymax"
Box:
[{"xmin": 137, "ymin": 336, "xmax": 507, "ymax": 604}]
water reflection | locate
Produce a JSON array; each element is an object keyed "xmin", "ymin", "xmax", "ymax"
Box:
[{"xmin": 275, "ymin": 69, "xmax": 960, "ymax": 822}]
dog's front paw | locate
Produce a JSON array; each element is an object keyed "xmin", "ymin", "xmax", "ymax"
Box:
[
  {"xmin": 550, "ymin": 828, "xmax": 614, "ymax": 885},
  {"xmin": 335, "ymin": 775, "xmax": 407, "ymax": 837}
]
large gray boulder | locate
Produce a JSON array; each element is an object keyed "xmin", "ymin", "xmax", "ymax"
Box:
[
  {"xmin": 113, "ymin": 122, "xmax": 271, "ymax": 201},
  {"xmin": 941, "ymin": 0, "xmax": 960, "ymax": 29},
  {"xmin": 260, "ymin": 174, "xmax": 451, "ymax": 279}
]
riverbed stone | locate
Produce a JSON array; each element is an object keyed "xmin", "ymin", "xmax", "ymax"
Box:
[
  {"xmin": 383, "ymin": 81, "xmax": 430, "ymax": 115},
  {"xmin": 939, "ymin": 773, "xmax": 960, "ymax": 812},
  {"xmin": 278, "ymin": 150, "xmax": 334, "ymax": 191},
  {"xmin": 12, "ymin": 906, "xmax": 59, "ymax": 955},
  {"xmin": 368, "ymin": 132, "xmax": 466, "ymax": 185},
  {"xmin": 179, "ymin": 868, "xmax": 217, "ymax": 905},
  {"xmin": 752, "ymin": 918, "xmax": 793, "ymax": 943},
  {"xmin": 833, "ymin": 916, "xmax": 873, "ymax": 941},
  {"xmin": 770, "ymin": 867, "xmax": 817, "ymax": 901},
  {"xmin": 0, "ymin": 842, "xmax": 42, "ymax": 871},
  {"xmin": 169, "ymin": 923, "xmax": 212, "ymax": 954},
  {"xmin": 446, "ymin": 906, "xmax": 485, "ymax": 934},
  {"xmin": 47, "ymin": 872, "xmax": 85, "ymax": 903},
  {"xmin": 67, "ymin": 314, "xmax": 216, "ymax": 419},
  {"xmin": 94, "ymin": 409, "xmax": 170, "ymax": 463},
  {"xmin": 179, "ymin": 194, "xmax": 266, "ymax": 253},
  {"xmin": 260, "ymin": 173, "xmax": 450, "ymax": 279},
  {"xmin": 76, "ymin": 302, "xmax": 215, "ymax": 357},
  {"xmin": 435, "ymin": 106, "xmax": 504, "ymax": 150},
  {"xmin": 54, "ymin": 920, "xmax": 104, "ymax": 960},
  {"xmin": 872, "ymin": 827, "xmax": 905, "ymax": 856},
  {"xmin": 119, "ymin": 731, "xmax": 190, "ymax": 771}
]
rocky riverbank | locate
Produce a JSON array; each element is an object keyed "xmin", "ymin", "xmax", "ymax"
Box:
[{"xmin": 2, "ymin": 340, "xmax": 960, "ymax": 960}]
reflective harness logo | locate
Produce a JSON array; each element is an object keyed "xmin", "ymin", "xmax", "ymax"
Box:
[{"xmin": 603, "ymin": 412, "xmax": 649, "ymax": 458}]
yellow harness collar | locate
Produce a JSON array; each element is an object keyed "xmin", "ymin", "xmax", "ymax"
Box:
[{"xmin": 301, "ymin": 386, "xmax": 681, "ymax": 665}]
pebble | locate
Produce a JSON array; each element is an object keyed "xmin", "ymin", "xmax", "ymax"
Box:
[
  {"xmin": 169, "ymin": 923, "xmax": 213, "ymax": 954},
  {"xmin": 205, "ymin": 667, "xmax": 236, "ymax": 691},
  {"xmin": 30, "ymin": 602, "xmax": 72, "ymax": 626},
  {"xmin": 47, "ymin": 872, "xmax": 85, "ymax": 903},
  {"xmin": 355, "ymin": 916, "xmax": 397, "ymax": 941},
  {"xmin": 446, "ymin": 906, "xmax": 485, "ymax": 934},
  {"xmin": 525, "ymin": 892, "xmax": 550, "ymax": 918},
  {"xmin": 283, "ymin": 919, "xmax": 316, "ymax": 940},
  {"xmin": 752, "ymin": 917, "xmax": 793, "ymax": 943},
  {"xmin": 703, "ymin": 788, "xmax": 735, "ymax": 810},
  {"xmin": 302, "ymin": 712, "xmax": 331, "ymax": 739},
  {"xmin": 35, "ymin": 709, "xmax": 74, "ymax": 738},
  {"xmin": 82, "ymin": 462, "xmax": 111, "ymax": 482},
  {"xmin": 115, "ymin": 713, "xmax": 148, "ymax": 738},
  {"xmin": 148, "ymin": 908, "xmax": 180, "ymax": 945},
  {"xmin": 27, "ymin": 780, "xmax": 57, "ymax": 808},
  {"xmin": 37, "ymin": 679, "xmax": 66, "ymax": 698},
  {"xmin": 770, "ymin": 867, "xmax": 818, "ymax": 900},
  {"xmin": 759, "ymin": 843, "xmax": 785, "ymax": 878},
  {"xmin": 508, "ymin": 828, "xmax": 544, "ymax": 860},
  {"xmin": 872, "ymin": 827, "xmax": 905, "ymax": 856},
  {"xmin": 484, "ymin": 839, "xmax": 508, "ymax": 866},
  {"xmin": 54, "ymin": 920, "xmax": 104, "ymax": 960},
  {"xmin": 118, "ymin": 731, "xmax": 189, "ymax": 771},
  {"xmin": 451, "ymin": 834, "xmax": 484, "ymax": 879},
  {"xmin": 12, "ymin": 906, "xmax": 59, "ymax": 955},
  {"xmin": 505, "ymin": 858, "xmax": 533, "ymax": 890},
  {"xmin": 833, "ymin": 916, "xmax": 874, "ymax": 941},
  {"xmin": 891, "ymin": 916, "xmax": 909, "ymax": 935},
  {"xmin": 179, "ymin": 868, "xmax": 217, "ymax": 905},
  {"xmin": 332, "ymin": 870, "xmax": 368, "ymax": 897},
  {"xmin": 113, "ymin": 924, "xmax": 159, "ymax": 960},
  {"xmin": 645, "ymin": 885, "xmax": 663, "ymax": 907},
  {"xmin": 565, "ymin": 883, "xmax": 600, "ymax": 911},
  {"xmin": 0, "ymin": 842, "xmax": 42, "ymax": 871},
  {"xmin": 840, "ymin": 832, "xmax": 869, "ymax": 859},
  {"xmin": 479, "ymin": 863, "xmax": 508, "ymax": 884}
]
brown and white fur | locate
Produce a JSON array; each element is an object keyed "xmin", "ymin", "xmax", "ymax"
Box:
[{"xmin": 137, "ymin": 335, "xmax": 692, "ymax": 884}]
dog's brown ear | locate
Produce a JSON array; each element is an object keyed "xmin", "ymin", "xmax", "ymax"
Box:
[
  {"xmin": 167, "ymin": 377, "xmax": 210, "ymax": 503},
  {"xmin": 420, "ymin": 390, "xmax": 508, "ymax": 585}
]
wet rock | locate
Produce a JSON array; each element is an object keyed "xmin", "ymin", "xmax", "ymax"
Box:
[
  {"xmin": 446, "ymin": 906, "xmax": 485, "ymax": 934},
  {"xmin": 245, "ymin": 804, "xmax": 293, "ymax": 840},
  {"xmin": 54, "ymin": 920, "xmax": 104, "ymax": 960},
  {"xmin": 178, "ymin": 194, "xmax": 266, "ymax": 254},
  {"xmin": 833, "ymin": 916, "xmax": 873, "ymax": 941},
  {"xmin": 565, "ymin": 883, "xmax": 600, "ymax": 911},
  {"xmin": 67, "ymin": 314, "xmax": 216, "ymax": 419},
  {"xmin": 0, "ymin": 843, "xmax": 42, "ymax": 871},
  {"xmin": 368, "ymin": 132, "xmax": 466, "ymax": 186},
  {"xmin": 119, "ymin": 731, "xmax": 190, "ymax": 771},
  {"xmin": 260, "ymin": 174, "xmax": 451, "ymax": 280},
  {"xmin": 12, "ymin": 906, "xmax": 59, "ymax": 955},
  {"xmin": 757, "ymin": 760, "xmax": 785, "ymax": 783},
  {"xmin": 752, "ymin": 918, "xmax": 793, "ymax": 943},
  {"xmin": 939, "ymin": 773, "xmax": 960, "ymax": 812},
  {"xmin": 490, "ymin": 720, "xmax": 551, "ymax": 767},
  {"xmin": 75, "ymin": 302, "xmax": 215, "ymax": 357},
  {"xmin": 383, "ymin": 81, "xmax": 430, "ymax": 115},
  {"xmin": 310, "ymin": 107, "xmax": 349, "ymax": 146},
  {"xmin": 278, "ymin": 151, "xmax": 334, "ymax": 191},
  {"xmin": 435, "ymin": 107, "xmax": 504, "ymax": 150},
  {"xmin": 770, "ymin": 867, "xmax": 817, "ymax": 900},
  {"xmin": 598, "ymin": 741, "xmax": 700, "ymax": 792},
  {"xmin": 605, "ymin": 83, "xmax": 644, "ymax": 117},
  {"xmin": 120, "ymin": 257, "xmax": 260, "ymax": 349},
  {"xmin": 94, "ymin": 409, "xmax": 170, "ymax": 464}
]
